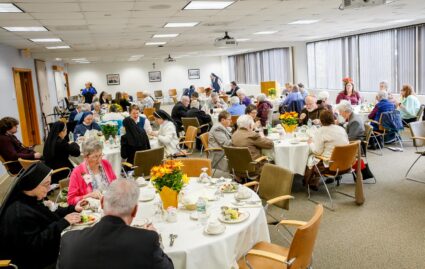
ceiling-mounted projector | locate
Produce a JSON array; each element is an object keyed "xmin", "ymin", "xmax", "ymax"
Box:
[
  {"xmin": 339, "ymin": 0, "xmax": 392, "ymax": 10},
  {"xmin": 214, "ymin": 31, "xmax": 237, "ymax": 48},
  {"xmin": 164, "ymin": 54, "xmax": 176, "ymax": 62}
]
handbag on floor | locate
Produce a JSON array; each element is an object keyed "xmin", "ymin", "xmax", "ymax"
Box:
[{"xmin": 352, "ymin": 160, "xmax": 374, "ymax": 180}]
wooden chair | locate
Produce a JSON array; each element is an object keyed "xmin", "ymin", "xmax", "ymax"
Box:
[
  {"xmin": 370, "ymin": 111, "xmax": 404, "ymax": 150},
  {"xmin": 238, "ymin": 204, "xmax": 324, "ymax": 269},
  {"xmin": 199, "ymin": 132, "xmax": 225, "ymax": 176},
  {"xmin": 309, "ymin": 141, "xmax": 360, "ymax": 210},
  {"xmin": 403, "ymin": 104, "xmax": 424, "ymax": 127},
  {"xmin": 223, "ymin": 146, "xmax": 268, "ymax": 181},
  {"xmin": 18, "ymin": 158, "xmax": 40, "ymax": 170},
  {"xmin": 0, "ymin": 155, "xmax": 20, "ymax": 176},
  {"xmin": 244, "ymin": 164, "xmax": 294, "ymax": 226},
  {"xmin": 182, "ymin": 117, "xmax": 210, "ymax": 134},
  {"xmin": 153, "ymin": 101, "xmax": 161, "ymax": 111},
  {"xmin": 197, "ymin": 87, "xmax": 205, "ymax": 93},
  {"xmin": 219, "ymin": 95, "xmax": 229, "ymax": 103},
  {"xmin": 363, "ymin": 123, "xmax": 383, "ymax": 156},
  {"xmin": 178, "ymin": 158, "xmax": 212, "ymax": 177},
  {"xmin": 136, "ymin": 91, "xmax": 144, "ymax": 101},
  {"xmin": 405, "ymin": 121, "xmax": 425, "ymax": 183},
  {"xmin": 122, "ymin": 147, "xmax": 165, "ymax": 178},
  {"xmin": 177, "ymin": 126, "xmax": 197, "ymax": 155},
  {"xmin": 154, "ymin": 90, "xmax": 164, "ymax": 102},
  {"xmin": 168, "ymin": 89, "xmax": 178, "ymax": 104},
  {"xmin": 0, "ymin": 260, "xmax": 18, "ymax": 268},
  {"xmin": 143, "ymin": 107, "xmax": 155, "ymax": 121}
]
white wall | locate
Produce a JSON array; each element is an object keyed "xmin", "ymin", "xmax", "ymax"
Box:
[{"xmin": 67, "ymin": 56, "xmax": 225, "ymax": 99}]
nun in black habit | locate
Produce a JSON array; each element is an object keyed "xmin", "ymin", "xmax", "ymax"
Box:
[
  {"xmin": 120, "ymin": 117, "xmax": 151, "ymax": 165},
  {"xmin": 0, "ymin": 162, "xmax": 84, "ymax": 269}
]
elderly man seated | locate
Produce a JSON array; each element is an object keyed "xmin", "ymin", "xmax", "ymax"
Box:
[
  {"xmin": 232, "ymin": 115, "xmax": 273, "ymax": 176},
  {"xmin": 336, "ymin": 100, "xmax": 365, "ymax": 141},
  {"xmin": 317, "ymin": 91, "xmax": 333, "ymax": 111},
  {"xmin": 299, "ymin": 95, "xmax": 324, "ymax": 126},
  {"xmin": 368, "ymin": 90, "xmax": 396, "ymax": 149},
  {"xmin": 171, "ymin": 96, "xmax": 190, "ymax": 132},
  {"xmin": 58, "ymin": 180, "xmax": 174, "ymax": 269},
  {"xmin": 208, "ymin": 111, "xmax": 233, "ymax": 171},
  {"xmin": 186, "ymin": 100, "xmax": 212, "ymax": 134},
  {"xmin": 227, "ymin": 96, "xmax": 246, "ymax": 116},
  {"xmin": 204, "ymin": 92, "xmax": 228, "ymax": 111}
]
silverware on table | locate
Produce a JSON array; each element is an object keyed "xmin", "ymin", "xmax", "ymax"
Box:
[{"xmin": 169, "ymin": 234, "xmax": 178, "ymax": 247}]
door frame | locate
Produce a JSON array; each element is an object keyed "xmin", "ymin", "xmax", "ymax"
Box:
[{"xmin": 12, "ymin": 68, "xmax": 41, "ymax": 146}]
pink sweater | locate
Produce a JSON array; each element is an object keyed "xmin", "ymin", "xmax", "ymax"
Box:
[{"xmin": 67, "ymin": 159, "xmax": 117, "ymax": 205}]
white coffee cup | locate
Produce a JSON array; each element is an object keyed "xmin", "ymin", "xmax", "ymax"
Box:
[
  {"xmin": 207, "ymin": 220, "xmax": 222, "ymax": 233},
  {"xmin": 136, "ymin": 177, "xmax": 146, "ymax": 186},
  {"xmin": 237, "ymin": 188, "xmax": 250, "ymax": 198}
]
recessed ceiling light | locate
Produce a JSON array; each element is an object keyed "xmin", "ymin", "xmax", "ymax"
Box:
[
  {"xmin": 55, "ymin": 58, "xmax": 62, "ymax": 61},
  {"xmin": 0, "ymin": 3, "xmax": 23, "ymax": 13},
  {"xmin": 183, "ymin": 1, "xmax": 234, "ymax": 10},
  {"xmin": 46, "ymin": 45, "xmax": 70, "ymax": 49},
  {"xmin": 30, "ymin": 38, "xmax": 62, "ymax": 43},
  {"xmin": 153, "ymin": 34, "xmax": 180, "ymax": 38},
  {"xmin": 145, "ymin": 42, "xmax": 167, "ymax": 46},
  {"xmin": 236, "ymin": 38, "xmax": 250, "ymax": 42},
  {"xmin": 288, "ymin": 20, "xmax": 320, "ymax": 25},
  {"xmin": 390, "ymin": 19, "xmax": 414, "ymax": 23},
  {"xmin": 3, "ymin": 26, "xmax": 48, "ymax": 32},
  {"xmin": 164, "ymin": 22, "xmax": 199, "ymax": 28},
  {"xmin": 253, "ymin": 31, "xmax": 277, "ymax": 35},
  {"xmin": 72, "ymin": 58, "xmax": 87, "ymax": 61}
]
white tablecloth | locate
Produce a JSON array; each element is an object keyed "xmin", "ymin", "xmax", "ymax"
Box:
[
  {"xmin": 135, "ymin": 180, "xmax": 270, "ymax": 269},
  {"xmin": 263, "ymin": 133, "xmax": 310, "ymax": 175}
]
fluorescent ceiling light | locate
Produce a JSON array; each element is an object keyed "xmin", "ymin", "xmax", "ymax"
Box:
[
  {"xmin": 153, "ymin": 34, "xmax": 179, "ymax": 38},
  {"xmin": 145, "ymin": 42, "xmax": 166, "ymax": 46},
  {"xmin": 390, "ymin": 19, "xmax": 414, "ymax": 23},
  {"xmin": 236, "ymin": 38, "xmax": 250, "ymax": 42},
  {"xmin": 0, "ymin": 3, "xmax": 23, "ymax": 13},
  {"xmin": 253, "ymin": 31, "xmax": 277, "ymax": 35},
  {"xmin": 72, "ymin": 58, "xmax": 87, "ymax": 61},
  {"xmin": 288, "ymin": 20, "xmax": 320, "ymax": 25},
  {"xmin": 46, "ymin": 45, "xmax": 70, "ymax": 49},
  {"xmin": 164, "ymin": 22, "xmax": 199, "ymax": 28},
  {"xmin": 128, "ymin": 55, "xmax": 143, "ymax": 61},
  {"xmin": 30, "ymin": 38, "xmax": 62, "ymax": 43},
  {"xmin": 55, "ymin": 58, "xmax": 62, "ymax": 61},
  {"xmin": 3, "ymin": 26, "xmax": 48, "ymax": 32},
  {"xmin": 183, "ymin": 1, "xmax": 234, "ymax": 10}
]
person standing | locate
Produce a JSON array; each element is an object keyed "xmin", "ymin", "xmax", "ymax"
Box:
[
  {"xmin": 226, "ymin": 81, "xmax": 240, "ymax": 97},
  {"xmin": 210, "ymin": 73, "xmax": 222, "ymax": 93},
  {"xmin": 81, "ymin": 82, "xmax": 97, "ymax": 104}
]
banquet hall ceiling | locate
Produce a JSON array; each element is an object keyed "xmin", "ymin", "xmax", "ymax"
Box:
[{"xmin": 0, "ymin": 0, "xmax": 424, "ymax": 63}]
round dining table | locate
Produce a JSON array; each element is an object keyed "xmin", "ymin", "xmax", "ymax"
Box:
[{"xmin": 134, "ymin": 179, "xmax": 270, "ymax": 269}]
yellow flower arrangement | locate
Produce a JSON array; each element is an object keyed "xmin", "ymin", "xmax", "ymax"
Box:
[
  {"xmin": 150, "ymin": 160, "xmax": 189, "ymax": 192},
  {"xmin": 279, "ymin": 111, "xmax": 299, "ymax": 126}
]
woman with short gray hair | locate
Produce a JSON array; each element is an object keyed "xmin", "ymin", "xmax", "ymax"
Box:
[{"xmin": 68, "ymin": 137, "xmax": 117, "ymax": 205}]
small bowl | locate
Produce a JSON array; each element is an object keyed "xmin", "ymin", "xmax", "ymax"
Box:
[{"xmin": 184, "ymin": 203, "xmax": 197, "ymax": 211}]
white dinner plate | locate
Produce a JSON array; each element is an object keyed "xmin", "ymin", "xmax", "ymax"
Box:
[
  {"xmin": 131, "ymin": 218, "xmax": 150, "ymax": 228},
  {"xmin": 139, "ymin": 195, "xmax": 155, "ymax": 202},
  {"xmin": 73, "ymin": 214, "xmax": 99, "ymax": 226},
  {"xmin": 204, "ymin": 224, "xmax": 226, "ymax": 235},
  {"xmin": 218, "ymin": 211, "xmax": 250, "ymax": 224}
]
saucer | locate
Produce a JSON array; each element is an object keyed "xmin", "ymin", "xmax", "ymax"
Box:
[
  {"xmin": 204, "ymin": 224, "xmax": 226, "ymax": 235},
  {"xmin": 234, "ymin": 192, "xmax": 252, "ymax": 200},
  {"xmin": 139, "ymin": 194, "xmax": 155, "ymax": 202},
  {"xmin": 190, "ymin": 211, "xmax": 210, "ymax": 220}
]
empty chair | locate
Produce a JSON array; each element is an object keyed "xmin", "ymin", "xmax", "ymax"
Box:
[
  {"xmin": 143, "ymin": 107, "xmax": 155, "ymax": 121},
  {"xmin": 223, "ymin": 146, "xmax": 268, "ymax": 182},
  {"xmin": 238, "ymin": 204, "xmax": 324, "ymax": 269},
  {"xmin": 153, "ymin": 101, "xmax": 161, "ymax": 111},
  {"xmin": 122, "ymin": 147, "xmax": 165, "ymax": 178},
  {"xmin": 168, "ymin": 89, "xmax": 178, "ymax": 104},
  {"xmin": 363, "ymin": 123, "xmax": 383, "ymax": 156},
  {"xmin": 405, "ymin": 121, "xmax": 425, "ymax": 183},
  {"xmin": 176, "ymin": 126, "xmax": 197, "ymax": 155},
  {"xmin": 182, "ymin": 117, "xmax": 210, "ymax": 134},
  {"xmin": 199, "ymin": 132, "xmax": 224, "ymax": 176},
  {"xmin": 154, "ymin": 90, "xmax": 164, "ymax": 102},
  {"xmin": 178, "ymin": 158, "xmax": 212, "ymax": 177},
  {"xmin": 136, "ymin": 91, "xmax": 144, "ymax": 101}
]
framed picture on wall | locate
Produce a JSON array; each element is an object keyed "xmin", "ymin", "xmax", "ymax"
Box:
[
  {"xmin": 188, "ymin": 69, "xmax": 200, "ymax": 79},
  {"xmin": 106, "ymin": 74, "xmax": 120, "ymax": 85},
  {"xmin": 149, "ymin": 71, "xmax": 161, "ymax": 82}
]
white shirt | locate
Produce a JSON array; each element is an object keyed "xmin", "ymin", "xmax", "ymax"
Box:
[
  {"xmin": 310, "ymin": 125, "xmax": 349, "ymax": 158},
  {"xmin": 135, "ymin": 115, "xmax": 152, "ymax": 134},
  {"xmin": 158, "ymin": 121, "xmax": 179, "ymax": 156}
]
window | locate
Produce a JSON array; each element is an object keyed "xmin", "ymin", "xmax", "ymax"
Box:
[
  {"xmin": 228, "ymin": 48, "xmax": 291, "ymax": 85},
  {"xmin": 308, "ymin": 24, "xmax": 425, "ymax": 94}
]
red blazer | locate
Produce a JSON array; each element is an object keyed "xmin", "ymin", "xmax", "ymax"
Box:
[{"xmin": 67, "ymin": 159, "xmax": 117, "ymax": 205}]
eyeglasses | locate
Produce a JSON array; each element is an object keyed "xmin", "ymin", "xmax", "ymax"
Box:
[{"xmin": 88, "ymin": 153, "xmax": 104, "ymax": 160}]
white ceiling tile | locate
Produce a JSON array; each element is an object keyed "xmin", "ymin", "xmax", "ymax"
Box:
[
  {"xmin": 80, "ymin": 2, "xmax": 135, "ymax": 12},
  {"xmin": 30, "ymin": 12, "xmax": 84, "ymax": 20},
  {"xmin": 17, "ymin": 3, "xmax": 81, "ymax": 12}
]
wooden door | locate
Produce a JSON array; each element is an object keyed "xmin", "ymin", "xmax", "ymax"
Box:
[
  {"xmin": 64, "ymin": 72, "xmax": 70, "ymax": 98},
  {"xmin": 34, "ymin": 60, "xmax": 53, "ymax": 118},
  {"xmin": 13, "ymin": 68, "xmax": 41, "ymax": 146}
]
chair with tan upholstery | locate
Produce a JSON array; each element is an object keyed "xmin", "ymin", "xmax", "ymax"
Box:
[
  {"xmin": 136, "ymin": 91, "xmax": 144, "ymax": 101},
  {"xmin": 199, "ymin": 132, "xmax": 225, "ymax": 176},
  {"xmin": 238, "ymin": 204, "xmax": 324, "ymax": 269},
  {"xmin": 168, "ymin": 89, "xmax": 178, "ymax": 104},
  {"xmin": 244, "ymin": 163, "xmax": 294, "ymax": 225},
  {"xmin": 310, "ymin": 141, "xmax": 360, "ymax": 210},
  {"xmin": 154, "ymin": 90, "xmax": 164, "ymax": 102},
  {"xmin": 143, "ymin": 107, "xmax": 155, "ymax": 121},
  {"xmin": 176, "ymin": 126, "xmax": 197, "ymax": 155},
  {"xmin": 405, "ymin": 121, "xmax": 425, "ymax": 183},
  {"xmin": 363, "ymin": 123, "xmax": 382, "ymax": 156},
  {"xmin": 223, "ymin": 146, "xmax": 268, "ymax": 182},
  {"xmin": 0, "ymin": 156, "xmax": 20, "ymax": 176},
  {"xmin": 182, "ymin": 117, "xmax": 210, "ymax": 135},
  {"xmin": 18, "ymin": 158, "xmax": 40, "ymax": 170},
  {"xmin": 122, "ymin": 147, "xmax": 165, "ymax": 178},
  {"xmin": 178, "ymin": 158, "xmax": 212, "ymax": 177}
]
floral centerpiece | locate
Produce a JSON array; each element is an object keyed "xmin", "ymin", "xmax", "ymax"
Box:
[
  {"xmin": 279, "ymin": 111, "xmax": 298, "ymax": 133},
  {"xmin": 100, "ymin": 121, "xmax": 118, "ymax": 140},
  {"xmin": 109, "ymin": 103, "xmax": 123, "ymax": 113},
  {"xmin": 268, "ymin": 88, "xmax": 276, "ymax": 98},
  {"xmin": 150, "ymin": 160, "xmax": 189, "ymax": 209}
]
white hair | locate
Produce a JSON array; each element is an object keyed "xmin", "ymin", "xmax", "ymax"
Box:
[
  {"xmin": 181, "ymin": 95, "xmax": 190, "ymax": 102},
  {"xmin": 256, "ymin": 94, "xmax": 266, "ymax": 102},
  {"xmin": 336, "ymin": 100, "xmax": 353, "ymax": 113},
  {"xmin": 82, "ymin": 104, "xmax": 91, "ymax": 112},
  {"xmin": 317, "ymin": 91, "xmax": 330, "ymax": 101},
  {"xmin": 237, "ymin": 114, "xmax": 254, "ymax": 129},
  {"xmin": 82, "ymin": 137, "xmax": 103, "ymax": 156},
  {"xmin": 103, "ymin": 179, "xmax": 139, "ymax": 217},
  {"xmin": 211, "ymin": 92, "xmax": 218, "ymax": 98},
  {"xmin": 230, "ymin": 96, "xmax": 240, "ymax": 105},
  {"xmin": 377, "ymin": 90, "xmax": 388, "ymax": 100},
  {"xmin": 190, "ymin": 100, "xmax": 200, "ymax": 108},
  {"xmin": 236, "ymin": 89, "xmax": 245, "ymax": 96},
  {"xmin": 379, "ymin": 81, "xmax": 389, "ymax": 90}
]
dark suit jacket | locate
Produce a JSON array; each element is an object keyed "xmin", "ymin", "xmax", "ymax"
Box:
[
  {"xmin": 57, "ymin": 216, "xmax": 174, "ymax": 269},
  {"xmin": 186, "ymin": 108, "xmax": 212, "ymax": 133},
  {"xmin": 44, "ymin": 138, "xmax": 80, "ymax": 183},
  {"xmin": 171, "ymin": 102, "xmax": 188, "ymax": 131}
]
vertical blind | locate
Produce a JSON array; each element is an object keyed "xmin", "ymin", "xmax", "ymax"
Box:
[
  {"xmin": 228, "ymin": 48, "xmax": 291, "ymax": 85},
  {"xmin": 307, "ymin": 24, "xmax": 425, "ymax": 94}
]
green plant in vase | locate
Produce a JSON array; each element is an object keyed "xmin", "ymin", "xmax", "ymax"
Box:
[
  {"xmin": 268, "ymin": 88, "xmax": 276, "ymax": 98},
  {"xmin": 101, "ymin": 122, "xmax": 118, "ymax": 140}
]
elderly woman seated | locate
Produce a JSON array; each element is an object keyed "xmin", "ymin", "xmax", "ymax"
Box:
[
  {"xmin": 73, "ymin": 112, "xmax": 101, "ymax": 141},
  {"xmin": 232, "ymin": 115, "xmax": 273, "ymax": 176},
  {"xmin": 256, "ymin": 94, "xmax": 273, "ymax": 127},
  {"xmin": 304, "ymin": 110, "xmax": 349, "ymax": 190},
  {"xmin": 68, "ymin": 137, "xmax": 117, "ymax": 205},
  {"xmin": 227, "ymin": 96, "xmax": 246, "ymax": 116},
  {"xmin": 336, "ymin": 100, "xmax": 365, "ymax": 141}
]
